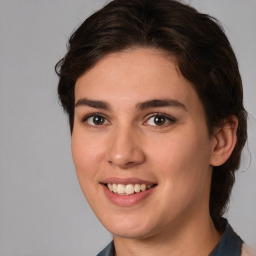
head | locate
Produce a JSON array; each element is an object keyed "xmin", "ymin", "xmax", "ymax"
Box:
[{"xmin": 55, "ymin": 0, "xmax": 247, "ymax": 231}]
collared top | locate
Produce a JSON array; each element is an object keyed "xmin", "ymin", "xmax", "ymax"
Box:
[{"xmin": 96, "ymin": 222, "xmax": 243, "ymax": 256}]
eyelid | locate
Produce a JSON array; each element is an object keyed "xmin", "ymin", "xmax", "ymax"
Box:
[
  {"xmin": 143, "ymin": 112, "xmax": 177, "ymax": 126},
  {"xmin": 80, "ymin": 112, "xmax": 176, "ymax": 128},
  {"xmin": 81, "ymin": 112, "xmax": 111, "ymax": 126}
]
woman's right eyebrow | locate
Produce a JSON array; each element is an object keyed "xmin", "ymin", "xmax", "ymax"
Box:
[{"xmin": 75, "ymin": 98, "xmax": 110, "ymax": 110}]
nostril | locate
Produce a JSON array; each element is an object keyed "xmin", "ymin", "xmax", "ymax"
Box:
[
  {"xmin": 108, "ymin": 159, "xmax": 140, "ymax": 169},
  {"xmin": 107, "ymin": 135, "xmax": 145, "ymax": 167}
]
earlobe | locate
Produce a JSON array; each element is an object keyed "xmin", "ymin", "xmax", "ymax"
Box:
[{"xmin": 210, "ymin": 115, "xmax": 238, "ymax": 166}]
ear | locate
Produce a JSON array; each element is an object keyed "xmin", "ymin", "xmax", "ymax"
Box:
[{"xmin": 210, "ymin": 115, "xmax": 238, "ymax": 166}]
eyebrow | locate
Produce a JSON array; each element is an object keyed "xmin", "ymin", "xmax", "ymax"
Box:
[
  {"xmin": 75, "ymin": 98, "xmax": 110, "ymax": 110},
  {"xmin": 136, "ymin": 99, "xmax": 187, "ymax": 111},
  {"xmin": 75, "ymin": 98, "xmax": 187, "ymax": 111}
]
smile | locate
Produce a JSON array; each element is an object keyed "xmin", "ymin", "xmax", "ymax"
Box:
[{"xmin": 106, "ymin": 183, "xmax": 155, "ymax": 195}]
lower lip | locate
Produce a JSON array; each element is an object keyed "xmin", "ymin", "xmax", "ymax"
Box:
[{"xmin": 101, "ymin": 184, "xmax": 156, "ymax": 207}]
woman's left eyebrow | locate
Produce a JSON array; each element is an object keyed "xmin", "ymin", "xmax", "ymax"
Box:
[{"xmin": 136, "ymin": 99, "xmax": 187, "ymax": 111}]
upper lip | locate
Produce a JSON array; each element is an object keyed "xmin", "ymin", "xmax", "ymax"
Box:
[{"xmin": 100, "ymin": 177, "xmax": 157, "ymax": 185}]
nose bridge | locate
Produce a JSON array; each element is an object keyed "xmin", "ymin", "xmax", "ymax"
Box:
[{"xmin": 108, "ymin": 122, "xmax": 144, "ymax": 168}]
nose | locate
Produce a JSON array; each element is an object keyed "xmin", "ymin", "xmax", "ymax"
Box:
[{"xmin": 107, "ymin": 125, "xmax": 145, "ymax": 169}]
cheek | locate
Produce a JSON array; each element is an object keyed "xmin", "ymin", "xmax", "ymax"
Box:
[
  {"xmin": 71, "ymin": 131, "xmax": 103, "ymax": 191},
  {"xmin": 148, "ymin": 128, "xmax": 212, "ymax": 193},
  {"xmin": 148, "ymin": 135, "xmax": 212, "ymax": 221},
  {"xmin": 71, "ymin": 129, "xmax": 104, "ymax": 169},
  {"xmin": 150, "ymin": 131, "xmax": 211, "ymax": 169},
  {"xmin": 71, "ymin": 135, "xmax": 102, "ymax": 209}
]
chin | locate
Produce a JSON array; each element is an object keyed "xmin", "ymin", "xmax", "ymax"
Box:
[
  {"xmin": 100, "ymin": 215, "xmax": 157, "ymax": 239},
  {"xmin": 111, "ymin": 228, "xmax": 153, "ymax": 239}
]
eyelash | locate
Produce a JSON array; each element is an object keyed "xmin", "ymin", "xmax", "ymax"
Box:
[
  {"xmin": 81, "ymin": 113, "xmax": 110, "ymax": 127},
  {"xmin": 144, "ymin": 113, "xmax": 176, "ymax": 127},
  {"xmin": 81, "ymin": 112, "xmax": 176, "ymax": 128}
]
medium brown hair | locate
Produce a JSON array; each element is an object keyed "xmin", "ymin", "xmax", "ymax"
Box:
[{"xmin": 55, "ymin": 0, "xmax": 247, "ymax": 230}]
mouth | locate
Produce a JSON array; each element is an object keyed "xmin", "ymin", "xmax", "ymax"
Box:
[
  {"xmin": 100, "ymin": 178, "xmax": 157, "ymax": 206},
  {"xmin": 103, "ymin": 183, "xmax": 157, "ymax": 196}
]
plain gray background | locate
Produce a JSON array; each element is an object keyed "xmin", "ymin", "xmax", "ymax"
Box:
[{"xmin": 0, "ymin": 0, "xmax": 255, "ymax": 255}]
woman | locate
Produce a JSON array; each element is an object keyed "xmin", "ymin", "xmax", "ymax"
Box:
[{"xmin": 55, "ymin": 0, "xmax": 253, "ymax": 255}]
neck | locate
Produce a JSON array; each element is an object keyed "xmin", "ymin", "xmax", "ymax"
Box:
[{"xmin": 113, "ymin": 215, "xmax": 221, "ymax": 256}]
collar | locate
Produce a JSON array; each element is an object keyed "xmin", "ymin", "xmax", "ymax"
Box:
[
  {"xmin": 97, "ymin": 241, "xmax": 115, "ymax": 256},
  {"xmin": 210, "ymin": 220, "xmax": 243, "ymax": 256}
]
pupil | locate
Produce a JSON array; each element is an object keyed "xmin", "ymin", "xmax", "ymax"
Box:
[
  {"xmin": 93, "ymin": 116, "xmax": 104, "ymax": 125},
  {"xmin": 154, "ymin": 116, "xmax": 165, "ymax": 125}
]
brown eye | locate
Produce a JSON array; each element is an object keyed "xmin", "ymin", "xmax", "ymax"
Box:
[
  {"xmin": 145, "ymin": 114, "xmax": 176, "ymax": 127},
  {"xmin": 153, "ymin": 116, "xmax": 166, "ymax": 126},
  {"xmin": 84, "ymin": 115, "xmax": 108, "ymax": 126},
  {"xmin": 92, "ymin": 116, "xmax": 105, "ymax": 125}
]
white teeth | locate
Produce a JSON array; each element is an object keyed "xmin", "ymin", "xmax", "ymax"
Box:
[
  {"xmin": 141, "ymin": 184, "xmax": 146, "ymax": 191},
  {"xmin": 125, "ymin": 184, "xmax": 134, "ymax": 195},
  {"xmin": 112, "ymin": 184, "xmax": 117, "ymax": 193},
  {"xmin": 106, "ymin": 183, "xmax": 154, "ymax": 195},
  {"xmin": 107, "ymin": 183, "xmax": 113, "ymax": 192},
  {"xmin": 117, "ymin": 184, "xmax": 125, "ymax": 194},
  {"xmin": 134, "ymin": 184, "xmax": 141, "ymax": 193}
]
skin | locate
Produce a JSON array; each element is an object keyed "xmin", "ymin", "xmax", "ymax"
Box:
[{"xmin": 71, "ymin": 48, "xmax": 236, "ymax": 255}]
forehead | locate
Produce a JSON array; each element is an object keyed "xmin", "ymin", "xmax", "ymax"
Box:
[{"xmin": 75, "ymin": 48, "xmax": 203, "ymax": 114}]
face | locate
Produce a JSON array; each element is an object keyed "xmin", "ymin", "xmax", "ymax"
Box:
[{"xmin": 72, "ymin": 48, "xmax": 216, "ymax": 239}]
